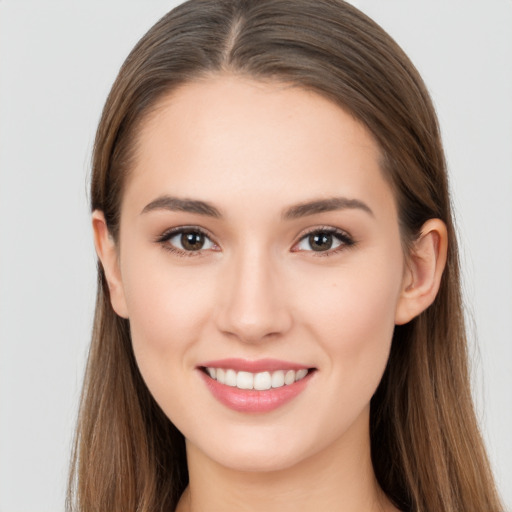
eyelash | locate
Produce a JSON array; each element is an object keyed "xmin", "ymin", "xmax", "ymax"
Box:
[
  {"xmin": 293, "ymin": 226, "xmax": 356, "ymax": 256},
  {"xmin": 155, "ymin": 226, "xmax": 355, "ymax": 257},
  {"xmin": 155, "ymin": 226, "xmax": 218, "ymax": 257}
]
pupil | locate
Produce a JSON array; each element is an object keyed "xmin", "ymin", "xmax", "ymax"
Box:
[
  {"xmin": 181, "ymin": 231, "xmax": 204, "ymax": 251},
  {"xmin": 309, "ymin": 233, "xmax": 333, "ymax": 251}
]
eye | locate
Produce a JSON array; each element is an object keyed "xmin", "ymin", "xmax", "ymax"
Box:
[
  {"xmin": 293, "ymin": 228, "xmax": 354, "ymax": 254},
  {"xmin": 157, "ymin": 227, "xmax": 218, "ymax": 255}
]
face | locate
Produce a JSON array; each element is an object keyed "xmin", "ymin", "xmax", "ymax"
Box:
[{"xmin": 108, "ymin": 76, "xmax": 409, "ymax": 472}]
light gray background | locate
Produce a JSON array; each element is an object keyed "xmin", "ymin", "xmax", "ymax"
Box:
[{"xmin": 0, "ymin": 1, "xmax": 511, "ymax": 510}]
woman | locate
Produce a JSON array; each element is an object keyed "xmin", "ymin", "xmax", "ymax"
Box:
[{"xmin": 68, "ymin": 1, "xmax": 505, "ymax": 511}]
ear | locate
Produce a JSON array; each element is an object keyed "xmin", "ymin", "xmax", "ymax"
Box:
[
  {"xmin": 92, "ymin": 210, "xmax": 129, "ymax": 318},
  {"xmin": 395, "ymin": 218, "xmax": 448, "ymax": 325}
]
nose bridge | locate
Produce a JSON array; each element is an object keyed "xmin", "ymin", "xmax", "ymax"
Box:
[{"xmin": 216, "ymin": 242, "xmax": 291, "ymax": 343}]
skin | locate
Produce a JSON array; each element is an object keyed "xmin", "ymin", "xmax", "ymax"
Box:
[{"xmin": 93, "ymin": 75, "xmax": 447, "ymax": 512}]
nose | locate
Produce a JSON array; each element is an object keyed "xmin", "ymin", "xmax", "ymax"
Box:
[{"xmin": 214, "ymin": 247, "xmax": 293, "ymax": 344}]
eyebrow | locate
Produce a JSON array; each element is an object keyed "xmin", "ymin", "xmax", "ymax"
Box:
[
  {"xmin": 141, "ymin": 196, "xmax": 222, "ymax": 218},
  {"xmin": 282, "ymin": 197, "xmax": 374, "ymax": 219},
  {"xmin": 140, "ymin": 195, "xmax": 373, "ymax": 219}
]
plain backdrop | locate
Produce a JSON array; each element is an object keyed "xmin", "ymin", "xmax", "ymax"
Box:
[{"xmin": 0, "ymin": 1, "xmax": 511, "ymax": 510}]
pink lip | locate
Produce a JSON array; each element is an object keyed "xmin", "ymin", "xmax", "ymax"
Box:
[
  {"xmin": 197, "ymin": 359, "xmax": 315, "ymax": 413},
  {"xmin": 199, "ymin": 358, "xmax": 310, "ymax": 373}
]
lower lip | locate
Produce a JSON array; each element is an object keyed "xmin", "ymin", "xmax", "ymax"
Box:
[{"xmin": 199, "ymin": 370, "xmax": 314, "ymax": 413}]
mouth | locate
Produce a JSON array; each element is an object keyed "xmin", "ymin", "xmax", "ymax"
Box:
[
  {"xmin": 197, "ymin": 359, "xmax": 317, "ymax": 413},
  {"xmin": 200, "ymin": 366, "xmax": 314, "ymax": 391}
]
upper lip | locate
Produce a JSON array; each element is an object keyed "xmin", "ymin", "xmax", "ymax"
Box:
[{"xmin": 199, "ymin": 358, "xmax": 313, "ymax": 373}]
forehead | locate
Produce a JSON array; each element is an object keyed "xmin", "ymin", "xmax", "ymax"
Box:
[{"xmin": 124, "ymin": 74, "xmax": 395, "ymax": 220}]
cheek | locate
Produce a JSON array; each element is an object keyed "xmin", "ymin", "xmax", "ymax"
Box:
[
  {"xmin": 120, "ymin": 260, "xmax": 222, "ymax": 435},
  {"xmin": 300, "ymin": 251, "xmax": 403, "ymax": 397},
  {"xmin": 119, "ymin": 249, "xmax": 216, "ymax": 387}
]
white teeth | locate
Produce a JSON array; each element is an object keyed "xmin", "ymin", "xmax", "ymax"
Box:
[
  {"xmin": 216, "ymin": 368, "xmax": 226, "ymax": 384},
  {"xmin": 237, "ymin": 371, "xmax": 254, "ymax": 390},
  {"xmin": 205, "ymin": 367, "xmax": 310, "ymax": 390},
  {"xmin": 254, "ymin": 371, "xmax": 272, "ymax": 390},
  {"xmin": 284, "ymin": 370, "xmax": 295, "ymax": 385},
  {"xmin": 271, "ymin": 370, "xmax": 285, "ymax": 388},
  {"xmin": 295, "ymin": 369, "xmax": 308, "ymax": 381},
  {"xmin": 225, "ymin": 369, "xmax": 237, "ymax": 387}
]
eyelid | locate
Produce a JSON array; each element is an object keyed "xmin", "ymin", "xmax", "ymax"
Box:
[
  {"xmin": 154, "ymin": 224, "xmax": 355, "ymax": 257},
  {"xmin": 291, "ymin": 225, "xmax": 355, "ymax": 255},
  {"xmin": 155, "ymin": 225, "xmax": 220, "ymax": 256}
]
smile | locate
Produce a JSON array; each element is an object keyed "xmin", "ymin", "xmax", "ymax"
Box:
[
  {"xmin": 198, "ymin": 359, "xmax": 316, "ymax": 413},
  {"xmin": 203, "ymin": 367, "xmax": 310, "ymax": 390}
]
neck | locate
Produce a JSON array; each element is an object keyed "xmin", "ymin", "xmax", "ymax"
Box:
[{"xmin": 176, "ymin": 407, "xmax": 397, "ymax": 512}]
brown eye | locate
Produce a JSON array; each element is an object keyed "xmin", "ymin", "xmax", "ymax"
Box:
[
  {"xmin": 294, "ymin": 228, "xmax": 354, "ymax": 254},
  {"xmin": 181, "ymin": 231, "xmax": 206, "ymax": 251},
  {"xmin": 308, "ymin": 233, "xmax": 334, "ymax": 251},
  {"xmin": 159, "ymin": 228, "xmax": 217, "ymax": 254}
]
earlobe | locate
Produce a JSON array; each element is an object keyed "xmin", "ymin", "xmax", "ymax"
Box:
[
  {"xmin": 91, "ymin": 210, "xmax": 129, "ymax": 319},
  {"xmin": 395, "ymin": 218, "xmax": 448, "ymax": 325}
]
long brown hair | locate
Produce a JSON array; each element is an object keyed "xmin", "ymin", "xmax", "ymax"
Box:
[{"xmin": 68, "ymin": 1, "xmax": 504, "ymax": 511}]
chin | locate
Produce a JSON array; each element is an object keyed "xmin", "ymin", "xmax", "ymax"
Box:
[
  {"xmin": 212, "ymin": 447, "xmax": 303, "ymax": 473},
  {"xmin": 187, "ymin": 426, "xmax": 322, "ymax": 474}
]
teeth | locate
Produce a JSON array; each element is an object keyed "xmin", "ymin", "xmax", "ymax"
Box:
[
  {"xmin": 225, "ymin": 369, "xmax": 237, "ymax": 387},
  {"xmin": 216, "ymin": 368, "xmax": 225, "ymax": 384},
  {"xmin": 295, "ymin": 369, "xmax": 308, "ymax": 381},
  {"xmin": 284, "ymin": 370, "xmax": 295, "ymax": 385},
  {"xmin": 205, "ymin": 367, "xmax": 310, "ymax": 390},
  {"xmin": 237, "ymin": 371, "xmax": 253, "ymax": 389},
  {"xmin": 271, "ymin": 370, "xmax": 285, "ymax": 388},
  {"xmin": 253, "ymin": 371, "xmax": 271, "ymax": 390}
]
